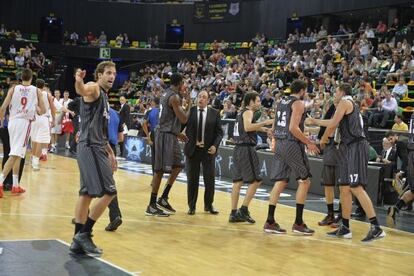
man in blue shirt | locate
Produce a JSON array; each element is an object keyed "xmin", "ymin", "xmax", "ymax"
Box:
[{"xmin": 143, "ymin": 97, "xmax": 160, "ymax": 174}]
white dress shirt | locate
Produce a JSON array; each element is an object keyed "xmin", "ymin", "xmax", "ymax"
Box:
[{"xmin": 196, "ymin": 107, "xmax": 208, "ymax": 146}]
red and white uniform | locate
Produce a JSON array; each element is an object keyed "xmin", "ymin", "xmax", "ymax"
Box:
[
  {"xmin": 9, "ymin": 84, "xmax": 38, "ymax": 158},
  {"xmin": 31, "ymin": 90, "xmax": 51, "ymax": 144}
]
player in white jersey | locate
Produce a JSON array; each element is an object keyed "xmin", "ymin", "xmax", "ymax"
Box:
[
  {"xmin": 0, "ymin": 68, "xmax": 46, "ymax": 197},
  {"xmin": 30, "ymin": 79, "xmax": 56, "ymax": 170},
  {"xmin": 60, "ymin": 90, "xmax": 73, "ymax": 149}
]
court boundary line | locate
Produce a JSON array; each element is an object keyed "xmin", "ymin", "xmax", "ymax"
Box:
[
  {"xmin": 0, "ymin": 238, "xmax": 135, "ymax": 276},
  {"xmin": 1, "ymin": 213, "xmax": 413, "ymax": 257}
]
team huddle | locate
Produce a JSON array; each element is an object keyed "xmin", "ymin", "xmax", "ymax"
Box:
[{"xmin": 1, "ymin": 62, "xmax": 413, "ymax": 257}]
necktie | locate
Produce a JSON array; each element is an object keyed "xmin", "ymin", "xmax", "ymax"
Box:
[{"xmin": 198, "ymin": 109, "xmax": 204, "ymax": 143}]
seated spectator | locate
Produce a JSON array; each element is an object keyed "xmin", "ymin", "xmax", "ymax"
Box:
[
  {"xmin": 123, "ymin": 33, "xmax": 130, "ymax": 47},
  {"xmin": 9, "ymin": 44, "xmax": 16, "ymax": 58},
  {"xmin": 392, "ymin": 76, "xmax": 408, "ymax": 100},
  {"xmin": 98, "ymin": 31, "xmax": 107, "ymax": 47},
  {"xmin": 70, "ymin": 31, "xmax": 79, "ymax": 45},
  {"xmin": 261, "ymin": 92, "xmax": 274, "ymax": 108},
  {"xmin": 369, "ymin": 92, "xmax": 397, "ymax": 128},
  {"xmin": 392, "ymin": 113, "xmax": 409, "ymax": 132},
  {"xmin": 386, "ymin": 17, "xmax": 399, "ymax": 42},
  {"xmin": 376, "ymin": 137, "xmax": 397, "ymax": 164},
  {"xmin": 0, "ymin": 24, "xmax": 6, "ymax": 35},
  {"xmin": 402, "ymin": 55, "xmax": 414, "ymax": 80},
  {"xmin": 116, "ymin": 34, "xmax": 123, "ymax": 47},
  {"xmin": 86, "ymin": 31, "xmax": 96, "ymax": 44},
  {"xmin": 386, "ymin": 131, "xmax": 409, "ymax": 173},
  {"xmin": 15, "ymin": 30, "xmax": 22, "ymax": 40},
  {"xmin": 14, "ymin": 52, "xmax": 25, "ymax": 68}
]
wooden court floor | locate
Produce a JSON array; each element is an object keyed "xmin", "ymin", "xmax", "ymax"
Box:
[{"xmin": 0, "ymin": 154, "xmax": 413, "ymax": 276}]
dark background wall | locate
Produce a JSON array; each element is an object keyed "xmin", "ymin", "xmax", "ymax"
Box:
[{"xmin": 0, "ymin": 0, "xmax": 410, "ymax": 42}]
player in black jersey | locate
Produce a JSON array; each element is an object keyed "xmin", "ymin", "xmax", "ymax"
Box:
[
  {"xmin": 387, "ymin": 112, "xmax": 414, "ymax": 227},
  {"xmin": 321, "ymin": 83, "xmax": 385, "ymax": 242},
  {"xmin": 229, "ymin": 92, "xmax": 273, "ymax": 223},
  {"xmin": 264, "ymin": 80, "xmax": 320, "ymax": 235}
]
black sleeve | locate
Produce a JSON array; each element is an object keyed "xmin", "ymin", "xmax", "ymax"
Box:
[
  {"xmin": 213, "ymin": 110, "xmax": 224, "ymax": 148},
  {"xmin": 118, "ymin": 119, "xmax": 123, "ymax": 133}
]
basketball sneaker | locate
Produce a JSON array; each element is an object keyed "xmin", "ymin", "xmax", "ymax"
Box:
[
  {"xmin": 73, "ymin": 232, "xmax": 102, "ymax": 257},
  {"xmin": 330, "ymin": 215, "xmax": 342, "ymax": 228},
  {"xmin": 327, "ymin": 224, "xmax": 352, "ymax": 239},
  {"xmin": 157, "ymin": 197, "xmax": 176, "ymax": 214},
  {"xmin": 292, "ymin": 223, "xmax": 315, "ymax": 235},
  {"xmin": 11, "ymin": 186, "xmax": 26, "ymax": 194},
  {"xmin": 145, "ymin": 204, "xmax": 170, "ymax": 217},
  {"xmin": 386, "ymin": 206, "xmax": 398, "ymax": 228},
  {"xmin": 263, "ymin": 221, "xmax": 287, "ymax": 234},
  {"xmin": 361, "ymin": 225, "xmax": 386, "ymax": 242},
  {"xmin": 238, "ymin": 208, "xmax": 255, "ymax": 224},
  {"xmin": 69, "ymin": 240, "xmax": 85, "ymax": 255},
  {"xmin": 228, "ymin": 210, "xmax": 245, "ymax": 223},
  {"xmin": 318, "ymin": 214, "xmax": 336, "ymax": 226}
]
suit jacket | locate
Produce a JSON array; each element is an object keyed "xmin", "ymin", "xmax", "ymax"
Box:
[
  {"xmin": 184, "ymin": 106, "xmax": 223, "ymax": 158},
  {"xmin": 119, "ymin": 103, "xmax": 131, "ymax": 129}
]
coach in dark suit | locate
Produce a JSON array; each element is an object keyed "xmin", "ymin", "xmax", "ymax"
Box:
[
  {"xmin": 119, "ymin": 96, "xmax": 130, "ymax": 156},
  {"xmin": 185, "ymin": 90, "xmax": 223, "ymax": 215}
]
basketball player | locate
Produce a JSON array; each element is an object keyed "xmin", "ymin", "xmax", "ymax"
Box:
[
  {"xmin": 387, "ymin": 111, "xmax": 414, "ymax": 227},
  {"xmin": 0, "ymin": 68, "xmax": 46, "ymax": 198},
  {"xmin": 30, "ymin": 79, "xmax": 56, "ymax": 171},
  {"xmin": 70, "ymin": 61, "xmax": 118, "ymax": 256},
  {"xmin": 306, "ymin": 100, "xmax": 342, "ymax": 227},
  {"xmin": 229, "ymin": 92, "xmax": 273, "ymax": 223},
  {"xmin": 321, "ymin": 83, "xmax": 385, "ymax": 242},
  {"xmin": 264, "ymin": 80, "xmax": 319, "ymax": 235},
  {"xmin": 145, "ymin": 73, "xmax": 190, "ymax": 217}
]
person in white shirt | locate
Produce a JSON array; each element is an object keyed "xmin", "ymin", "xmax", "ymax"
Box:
[
  {"xmin": 392, "ymin": 77, "xmax": 408, "ymax": 100},
  {"xmin": 50, "ymin": 90, "xmax": 72, "ymax": 152},
  {"xmin": 14, "ymin": 53, "xmax": 25, "ymax": 68},
  {"xmin": 59, "ymin": 90, "xmax": 74, "ymax": 149},
  {"xmin": 369, "ymin": 92, "xmax": 398, "ymax": 128}
]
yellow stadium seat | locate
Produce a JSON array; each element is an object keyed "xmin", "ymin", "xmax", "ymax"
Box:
[
  {"xmin": 131, "ymin": 41, "xmax": 139, "ymax": 48},
  {"xmin": 190, "ymin": 43, "xmax": 197, "ymax": 50},
  {"xmin": 7, "ymin": 60, "xmax": 15, "ymax": 66},
  {"xmin": 241, "ymin": 42, "xmax": 248, "ymax": 48},
  {"xmin": 109, "ymin": 40, "xmax": 116, "ymax": 47},
  {"xmin": 182, "ymin": 42, "xmax": 190, "ymax": 49}
]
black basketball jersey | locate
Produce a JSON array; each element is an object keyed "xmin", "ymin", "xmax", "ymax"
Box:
[
  {"xmin": 408, "ymin": 112, "xmax": 414, "ymax": 150},
  {"xmin": 274, "ymin": 95, "xmax": 305, "ymax": 141},
  {"xmin": 338, "ymin": 99, "xmax": 365, "ymax": 145},
  {"xmin": 233, "ymin": 109, "xmax": 257, "ymax": 146},
  {"xmin": 78, "ymin": 88, "xmax": 109, "ymax": 147},
  {"xmin": 158, "ymin": 88, "xmax": 182, "ymax": 135}
]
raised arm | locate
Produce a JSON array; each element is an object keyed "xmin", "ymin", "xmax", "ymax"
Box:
[
  {"xmin": 170, "ymin": 94, "xmax": 189, "ymax": 124},
  {"xmin": 74, "ymin": 69, "xmax": 100, "ymax": 99}
]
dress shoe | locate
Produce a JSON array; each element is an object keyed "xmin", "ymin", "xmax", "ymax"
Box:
[
  {"xmin": 188, "ymin": 208, "xmax": 196, "ymax": 215},
  {"xmin": 204, "ymin": 206, "xmax": 219, "ymax": 215}
]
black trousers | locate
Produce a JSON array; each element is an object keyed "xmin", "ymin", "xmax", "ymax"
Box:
[
  {"xmin": 0, "ymin": 127, "xmax": 25, "ymax": 188},
  {"xmin": 108, "ymin": 142, "xmax": 122, "ymax": 221},
  {"xmin": 150, "ymin": 131, "xmax": 155, "ymax": 174},
  {"xmin": 186, "ymin": 147, "xmax": 216, "ymax": 210}
]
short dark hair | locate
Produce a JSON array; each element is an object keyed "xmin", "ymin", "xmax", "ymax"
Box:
[
  {"xmin": 395, "ymin": 113, "xmax": 403, "ymax": 120},
  {"xmin": 170, "ymin": 73, "xmax": 183, "ymax": 87},
  {"xmin": 153, "ymin": 97, "xmax": 160, "ymax": 105},
  {"xmin": 21, "ymin": 68, "xmax": 33, "ymax": 82},
  {"xmin": 243, "ymin": 92, "xmax": 259, "ymax": 107},
  {"xmin": 36, "ymin": 79, "xmax": 45, "ymax": 89},
  {"xmin": 290, "ymin": 79, "xmax": 307, "ymax": 94},
  {"xmin": 338, "ymin": 83, "xmax": 352, "ymax": 96}
]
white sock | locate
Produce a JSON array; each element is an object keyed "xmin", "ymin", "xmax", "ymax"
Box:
[
  {"xmin": 41, "ymin": 148, "xmax": 47, "ymax": 155},
  {"xmin": 33, "ymin": 157, "xmax": 40, "ymax": 165},
  {"xmin": 0, "ymin": 173, "xmax": 4, "ymax": 186},
  {"xmin": 12, "ymin": 175, "xmax": 19, "ymax": 187}
]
